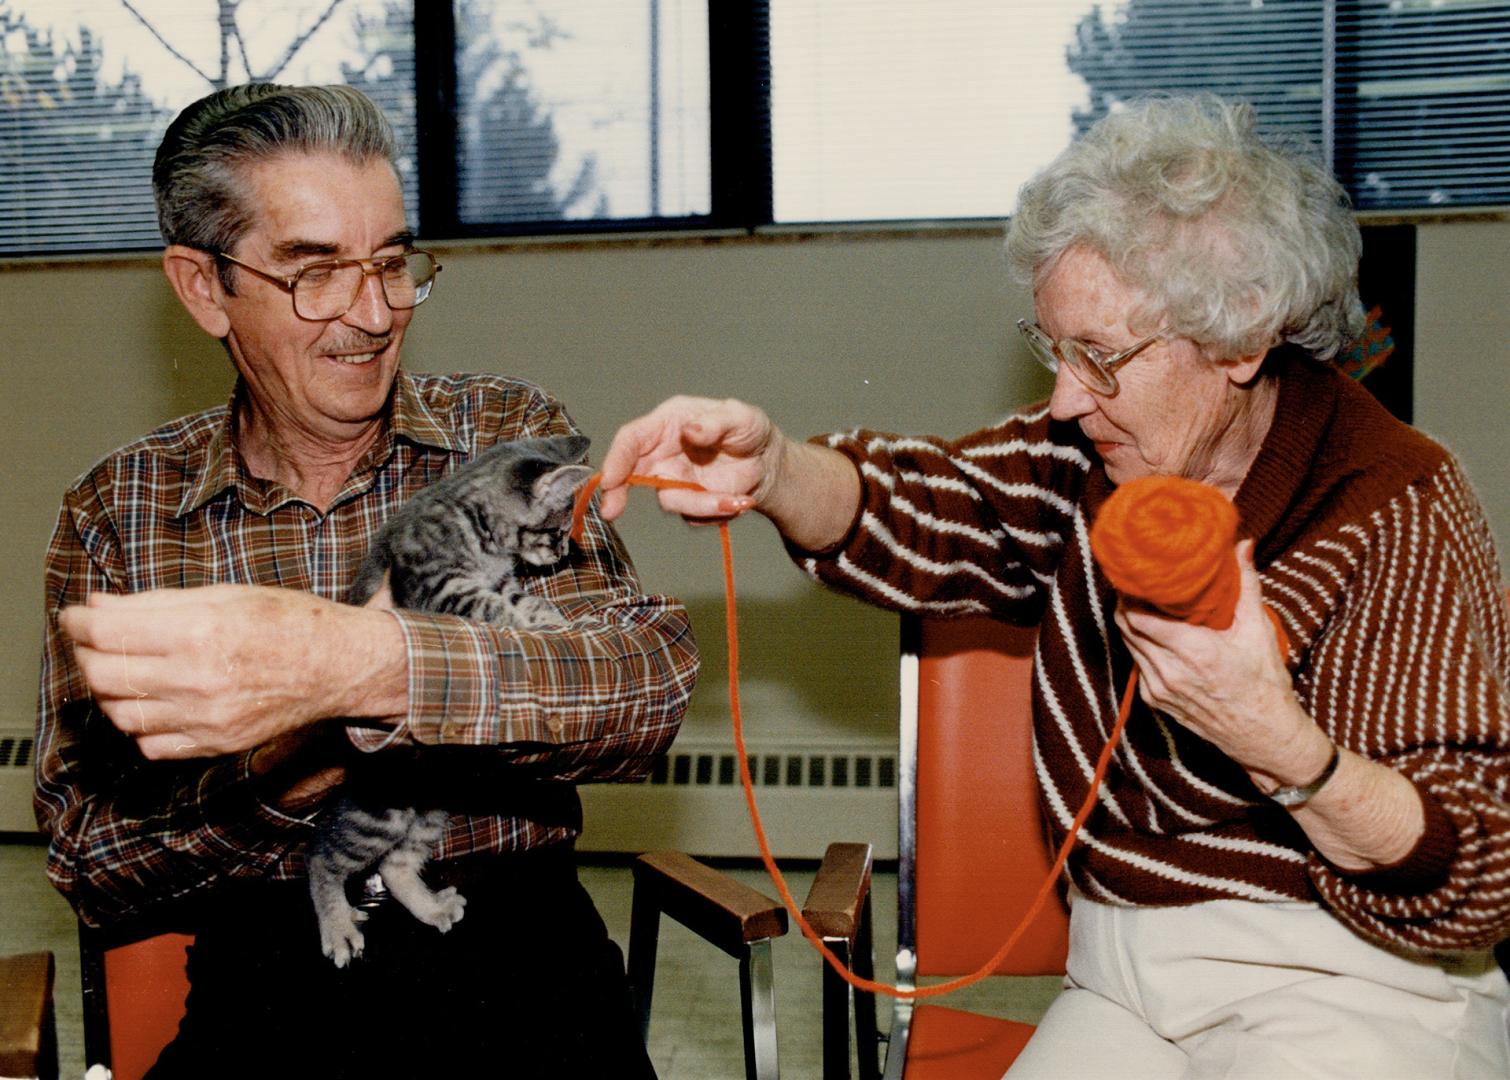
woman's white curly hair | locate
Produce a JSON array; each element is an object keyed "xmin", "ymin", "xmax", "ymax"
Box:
[{"xmin": 1005, "ymin": 93, "xmax": 1365, "ymax": 362}]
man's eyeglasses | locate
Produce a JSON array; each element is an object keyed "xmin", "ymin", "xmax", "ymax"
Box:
[
  {"xmin": 1016, "ymin": 319, "xmax": 1164, "ymax": 397},
  {"xmin": 214, "ymin": 250, "xmax": 442, "ymax": 321}
]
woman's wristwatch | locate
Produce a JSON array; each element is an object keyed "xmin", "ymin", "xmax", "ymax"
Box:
[{"xmin": 1269, "ymin": 743, "xmax": 1342, "ymax": 808}]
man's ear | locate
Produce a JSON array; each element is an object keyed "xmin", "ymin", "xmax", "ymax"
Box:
[{"xmin": 162, "ymin": 245, "xmax": 231, "ymax": 338}]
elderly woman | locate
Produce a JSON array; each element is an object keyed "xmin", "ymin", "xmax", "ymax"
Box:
[{"xmin": 601, "ymin": 95, "xmax": 1510, "ymax": 1077}]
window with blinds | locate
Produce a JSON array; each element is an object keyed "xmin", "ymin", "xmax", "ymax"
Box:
[
  {"xmin": 452, "ymin": 0, "xmax": 710, "ymax": 228},
  {"xmin": 770, "ymin": 0, "xmax": 1510, "ymax": 222},
  {"xmin": 0, "ymin": 0, "xmax": 1505, "ymax": 258},
  {"xmin": 0, "ymin": 0, "xmax": 417, "ymax": 258}
]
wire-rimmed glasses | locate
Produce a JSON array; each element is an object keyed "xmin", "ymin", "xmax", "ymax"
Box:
[
  {"xmin": 214, "ymin": 250, "xmax": 442, "ymax": 321},
  {"xmin": 1016, "ymin": 318, "xmax": 1164, "ymax": 397}
]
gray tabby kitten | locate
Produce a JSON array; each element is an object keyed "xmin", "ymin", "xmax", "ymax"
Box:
[{"xmin": 308, "ymin": 433, "xmax": 594, "ymax": 967}]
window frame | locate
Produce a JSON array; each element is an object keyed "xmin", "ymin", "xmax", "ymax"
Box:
[
  {"xmin": 3, "ymin": 1, "xmax": 1508, "ymax": 264},
  {"xmin": 418, "ymin": 0, "xmax": 1510, "ymax": 243},
  {"xmin": 414, "ymin": 3, "xmax": 772, "ymax": 241}
]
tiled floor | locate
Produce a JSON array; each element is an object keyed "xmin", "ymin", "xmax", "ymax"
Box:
[{"xmin": 2, "ymin": 843, "xmax": 1060, "ymax": 1079}]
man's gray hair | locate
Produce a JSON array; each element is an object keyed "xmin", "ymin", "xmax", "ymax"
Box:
[
  {"xmin": 153, "ymin": 83, "xmax": 400, "ymax": 286},
  {"xmin": 1005, "ymin": 93, "xmax": 1364, "ymax": 362}
]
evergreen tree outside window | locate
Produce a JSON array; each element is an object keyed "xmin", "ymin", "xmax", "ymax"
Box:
[
  {"xmin": 1, "ymin": 1, "xmax": 1506, "ymax": 259},
  {"xmin": 1068, "ymin": 0, "xmax": 1510, "ymax": 212},
  {"xmin": 0, "ymin": 0, "xmax": 421, "ymax": 257}
]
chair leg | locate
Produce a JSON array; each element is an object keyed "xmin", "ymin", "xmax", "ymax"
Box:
[
  {"xmin": 820, "ymin": 938, "xmax": 854, "ymax": 1079},
  {"xmin": 852, "ymin": 894, "xmax": 881, "ymax": 1080},
  {"xmin": 0, "ymin": 952, "xmax": 58, "ymax": 1080},
  {"xmin": 625, "ymin": 882, "xmax": 662, "ymax": 1046},
  {"xmin": 77, "ymin": 925, "xmax": 111, "ymax": 1075},
  {"xmin": 819, "ymin": 889, "xmax": 881, "ymax": 1080},
  {"xmin": 739, "ymin": 937, "xmax": 780, "ymax": 1080}
]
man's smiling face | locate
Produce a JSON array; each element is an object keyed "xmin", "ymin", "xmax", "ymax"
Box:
[{"xmin": 216, "ymin": 151, "xmax": 414, "ymax": 445}]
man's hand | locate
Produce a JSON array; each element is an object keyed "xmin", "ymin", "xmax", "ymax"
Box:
[
  {"xmin": 248, "ymin": 725, "xmax": 352, "ymax": 815},
  {"xmin": 59, "ymin": 583, "xmax": 407, "ymax": 760}
]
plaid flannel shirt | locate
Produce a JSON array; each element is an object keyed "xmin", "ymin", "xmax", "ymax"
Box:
[{"xmin": 35, "ymin": 371, "xmax": 698, "ymax": 927}]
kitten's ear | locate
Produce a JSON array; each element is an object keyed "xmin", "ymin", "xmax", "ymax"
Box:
[
  {"xmin": 534, "ymin": 463, "xmax": 595, "ymax": 507},
  {"xmin": 555, "ymin": 434, "xmax": 591, "ymax": 463}
]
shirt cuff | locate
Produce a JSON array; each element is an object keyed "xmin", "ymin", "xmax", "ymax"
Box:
[
  {"xmin": 359, "ymin": 608, "xmax": 506, "ymax": 748},
  {"xmin": 1327, "ymin": 783, "xmax": 1458, "ymax": 896}
]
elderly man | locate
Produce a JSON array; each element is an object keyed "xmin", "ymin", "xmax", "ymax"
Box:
[
  {"xmin": 36, "ymin": 83, "xmax": 696, "ymax": 1079},
  {"xmin": 602, "ymin": 95, "xmax": 1510, "ymax": 1078}
]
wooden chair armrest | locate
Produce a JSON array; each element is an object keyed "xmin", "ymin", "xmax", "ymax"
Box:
[
  {"xmin": 802, "ymin": 842, "xmax": 874, "ymax": 943},
  {"xmin": 632, "ymin": 851, "xmax": 788, "ymax": 958},
  {"xmin": 0, "ymin": 951, "xmax": 58, "ymax": 1080}
]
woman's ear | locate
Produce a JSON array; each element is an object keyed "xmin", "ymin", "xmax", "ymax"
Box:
[
  {"xmin": 162, "ymin": 245, "xmax": 232, "ymax": 339},
  {"xmin": 1221, "ymin": 343, "xmax": 1274, "ymax": 387}
]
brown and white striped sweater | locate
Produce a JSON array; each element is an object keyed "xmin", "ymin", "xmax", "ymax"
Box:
[{"xmin": 798, "ymin": 351, "xmax": 1510, "ymax": 955}]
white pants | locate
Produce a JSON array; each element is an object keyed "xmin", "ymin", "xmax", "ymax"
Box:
[{"xmin": 1006, "ymin": 894, "xmax": 1510, "ymax": 1080}]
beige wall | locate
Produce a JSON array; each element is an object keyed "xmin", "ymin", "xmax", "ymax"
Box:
[
  {"xmin": 1413, "ymin": 221, "xmax": 1510, "ymax": 546},
  {"xmin": 3, "ymin": 222, "xmax": 1506, "ymax": 755}
]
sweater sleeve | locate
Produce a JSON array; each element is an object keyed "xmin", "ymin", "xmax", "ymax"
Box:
[
  {"xmin": 1302, "ymin": 461, "xmax": 1510, "ymax": 952},
  {"xmin": 790, "ymin": 406, "xmax": 1091, "ymax": 622}
]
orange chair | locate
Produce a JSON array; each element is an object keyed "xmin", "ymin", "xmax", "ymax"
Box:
[
  {"xmin": 805, "ymin": 614, "xmax": 1069, "ymax": 1079},
  {"xmin": 76, "ymin": 853, "xmax": 786, "ymax": 1080},
  {"xmin": 78, "ymin": 924, "xmax": 193, "ymax": 1080}
]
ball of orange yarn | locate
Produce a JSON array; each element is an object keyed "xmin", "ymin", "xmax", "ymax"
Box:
[{"xmin": 1089, "ymin": 475, "xmax": 1242, "ymax": 630}]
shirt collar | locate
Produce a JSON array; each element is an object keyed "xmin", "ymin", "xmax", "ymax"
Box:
[
  {"xmin": 1232, "ymin": 347, "xmax": 1343, "ymax": 561},
  {"xmin": 174, "ymin": 396, "xmax": 242, "ymax": 518},
  {"xmin": 389, "ymin": 369, "xmax": 466, "ymax": 454},
  {"xmin": 174, "ymin": 370, "xmax": 464, "ymax": 518}
]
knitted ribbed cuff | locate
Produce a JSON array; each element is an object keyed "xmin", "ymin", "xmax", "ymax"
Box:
[{"xmin": 1328, "ymin": 784, "xmax": 1458, "ymax": 896}]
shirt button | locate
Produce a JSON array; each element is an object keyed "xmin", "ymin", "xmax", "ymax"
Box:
[{"xmin": 546, "ymin": 717, "xmax": 565, "ymax": 736}]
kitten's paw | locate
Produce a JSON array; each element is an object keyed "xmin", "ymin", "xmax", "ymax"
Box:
[
  {"xmin": 319, "ymin": 916, "xmax": 366, "ymax": 968},
  {"xmin": 430, "ymin": 886, "xmax": 468, "ymax": 933}
]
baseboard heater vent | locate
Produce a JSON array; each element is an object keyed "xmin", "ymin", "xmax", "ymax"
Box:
[
  {"xmin": 1, "ymin": 735, "xmax": 34, "ymax": 769},
  {"xmin": 0, "ymin": 726, "xmax": 902, "ymax": 857},
  {"xmin": 0, "ymin": 732, "xmax": 38, "ymax": 835},
  {"xmin": 578, "ymin": 739, "xmax": 900, "ymax": 860},
  {"xmin": 648, "ymin": 750, "xmax": 897, "ymax": 791}
]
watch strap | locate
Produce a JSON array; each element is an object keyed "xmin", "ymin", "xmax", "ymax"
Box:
[{"xmin": 1269, "ymin": 743, "xmax": 1341, "ymax": 808}]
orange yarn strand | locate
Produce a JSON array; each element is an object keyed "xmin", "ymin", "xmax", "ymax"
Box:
[
  {"xmin": 581, "ymin": 471, "xmax": 1287, "ymax": 1001},
  {"xmin": 571, "ymin": 472, "xmax": 706, "ymax": 547},
  {"xmin": 575, "ymin": 471, "xmax": 1139, "ymax": 1001}
]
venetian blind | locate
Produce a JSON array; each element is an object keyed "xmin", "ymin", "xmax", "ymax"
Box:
[
  {"xmin": 0, "ymin": 0, "xmax": 416, "ymax": 259},
  {"xmin": 768, "ymin": 0, "xmax": 1510, "ymax": 222}
]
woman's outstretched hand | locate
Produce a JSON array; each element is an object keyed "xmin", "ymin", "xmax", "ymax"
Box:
[
  {"xmin": 598, "ymin": 396, "xmax": 782, "ymax": 524},
  {"xmin": 601, "ymin": 395, "xmax": 862, "ymax": 551}
]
